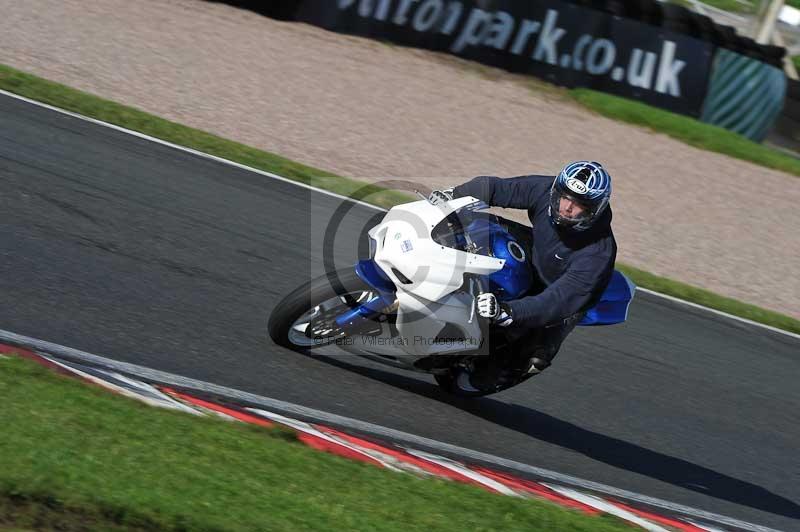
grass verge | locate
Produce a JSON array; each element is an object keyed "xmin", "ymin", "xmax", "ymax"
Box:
[
  {"xmin": 0, "ymin": 355, "xmax": 632, "ymax": 532},
  {"xmin": 569, "ymin": 89, "xmax": 800, "ymax": 178},
  {"xmin": 0, "ymin": 63, "xmax": 798, "ymax": 335},
  {"xmin": 668, "ymin": 0, "xmax": 755, "ymax": 13}
]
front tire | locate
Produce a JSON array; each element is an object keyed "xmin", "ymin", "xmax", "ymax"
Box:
[{"xmin": 268, "ymin": 268, "xmax": 374, "ymax": 349}]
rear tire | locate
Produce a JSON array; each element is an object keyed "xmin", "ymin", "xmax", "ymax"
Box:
[
  {"xmin": 268, "ymin": 268, "xmax": 373, "ymax": 349},
  {"xmin": 434, "ymin": 356, "xmax": 537, "ymax": 397},
  {"xmin": 434, "ymin": 373, "xmax": 496, "ymax": 397}
]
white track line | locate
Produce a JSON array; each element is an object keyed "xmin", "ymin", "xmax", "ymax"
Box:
[
  {"xmin": 43, "ymin": 355, "xmax": 202, "ymax": 414},
  {"xmin": 0, "ymin": 329, "xmax": 782, "ymax": 532},
  {"xmin": 543, "ymin": 484, "xmax": 672, "ymax": 532},
  {"xmin": 1, "ymin": 88, "xmax": 797, "ymax": 340},
  {"xmin": 403, "ymin": 449, "xmax": 521, "ymax": 497},
  {"xmin": 0, "ymin": 89, "xmax": 383, "ymax": 213},
  {"xmin": 635, "ymin": 288, "xmax": 800, "ymax": 340},
  {"xmin": 687, "ymin": 519, "xmax": 735, "ymax": 532},
  {"xmin": 248, "ymin": 408, "xmax": 404, "ymax": 472}
]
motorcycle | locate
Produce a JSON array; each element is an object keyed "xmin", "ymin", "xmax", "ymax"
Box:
[{"xmin": 268, "ymin": 195, "xmax": 635, "ymax": 396}]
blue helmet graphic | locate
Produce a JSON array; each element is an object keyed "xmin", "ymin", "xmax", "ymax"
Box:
[{"xmin": 549, "ymin": 161, "xmax": 612, "ymax": 232}]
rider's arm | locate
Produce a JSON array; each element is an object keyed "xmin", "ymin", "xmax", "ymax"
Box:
[
  {"xmin": 452, "ymin": 175, "xmax": 551, "ymax": 209},
  {"xmin": 506, "ymin": 251, "xmax": 613, "ymax": 328}
]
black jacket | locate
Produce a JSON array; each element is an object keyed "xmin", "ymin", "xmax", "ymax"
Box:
[{"xmin": 453, "ymin": 175, "xmax": 617, "ymax": 328}]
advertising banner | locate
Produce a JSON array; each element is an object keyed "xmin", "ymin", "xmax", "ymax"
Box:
[{"xmin": 294, "ymin": 0, "xmax": 715, "ymax": 116}]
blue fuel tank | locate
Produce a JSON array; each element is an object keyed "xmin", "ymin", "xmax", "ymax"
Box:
[{"xmin": 465, "ymin": 219, "xmax": 532, "ymax": 301}]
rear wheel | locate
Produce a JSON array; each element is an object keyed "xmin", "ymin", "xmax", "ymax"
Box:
[
  {"xmin": 434, "ymin": 346, "xmax": 537, "ymax": 397},
  {"xmin": 435, "ymin": 371, "xmax": 496, "ymax": 397},
  {"xmin": 435, "ymin": 370, "xmax": 536, "ymax": 397},
  {"xmin": 268, "ymin": 268, "xmax": 378, "ymax": 349}
]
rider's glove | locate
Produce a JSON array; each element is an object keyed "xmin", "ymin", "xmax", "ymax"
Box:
[
  {"xmin": 477, "ymin": 293, "xmax": 513, "ymax": 327},
  {"xmin": 428, "ymin": 188, "xmax": 454, "ymax": 206}
]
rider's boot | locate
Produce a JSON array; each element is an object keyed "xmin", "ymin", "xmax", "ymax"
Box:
[
  {"xmin": 513, "ymin": 343, "xmax": 554, "ymax": 376},
  {"xmin": 457, "ymin": 353, "xmax": 547, "ymax": 392},
  {"xmin": 522, "ymin": 356, "xmax": 551, "ymax": 375}
]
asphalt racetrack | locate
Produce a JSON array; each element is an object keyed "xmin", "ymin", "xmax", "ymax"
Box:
[{"xmin": 1, "ymin": 93, "xmax": 799, "ymax": 531}]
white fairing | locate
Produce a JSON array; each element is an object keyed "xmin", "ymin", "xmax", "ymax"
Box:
[
  {"xmin": 360, "ymin": 197, "xmax": 503, "ymax": 360},
  {"xmin": 368, "ymin": 197, "xmax": 504, "ymax": 301},
  {"xmin": 394, "ymin": 290, "xmax": 483, "ymax": 356}
]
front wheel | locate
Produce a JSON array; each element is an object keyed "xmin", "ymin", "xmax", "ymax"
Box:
[{"xmin": 268, "ymin": 268, "xmax": 378, "ymax": 349}]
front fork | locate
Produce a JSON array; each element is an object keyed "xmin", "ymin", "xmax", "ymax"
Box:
[
  {"xmin": 332, "ymin": 260, "xmax": 396, "ymax": 335},
  {"xmin": 333, "ymin": 292, "xmax": 395, "ymax": 334},
  {"xmin": 333, "ymin": 262, "xmax": 491, "ymax": 345}
]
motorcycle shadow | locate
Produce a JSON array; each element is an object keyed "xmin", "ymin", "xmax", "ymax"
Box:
[{"xmin": 303, "ymin": 351, "xmax": 800, "ymax": 522}]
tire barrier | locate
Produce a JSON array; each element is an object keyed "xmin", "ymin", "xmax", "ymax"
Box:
[
  {"xmin": 768, "ymin": 78, "xmax": 800, "ymax": 150},
  {"xmin": 701, "ymin": 49, "xmax": 787, "ymax": 142},
  {"xmin": 561, "ymin": 0, "xmax": 784, "ymax": 68},
  {"xmin": 214, "ymin": 0, "xmax": 787, "ymax": 141}
]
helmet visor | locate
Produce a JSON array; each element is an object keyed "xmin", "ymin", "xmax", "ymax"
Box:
[{"xmin": 549, "ymin": 190, "xmax": 593, "ymax": 226}]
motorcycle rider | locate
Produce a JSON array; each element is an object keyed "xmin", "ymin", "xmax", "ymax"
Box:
[{"xmin": 429, "ymin": 161, "xmax": 616, "ymax": 381}]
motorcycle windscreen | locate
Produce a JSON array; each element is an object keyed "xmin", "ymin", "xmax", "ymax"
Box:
[{"xmin": 578, "ymin": 270, "xmax": 636, "ymax": 326}]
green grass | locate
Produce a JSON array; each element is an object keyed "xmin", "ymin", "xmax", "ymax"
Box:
[
  {"xmin": 668, "ymin": 0, "xmax": 755, "ymax": 13},
  {"xmin": 569, "ymin": 89, "xmax": 800, "ymax": 178},
  {"xmin": 0, "ymin": 63, "xmax": 798, "ymax": 334},
  {"xmin": 0, "ymin": 355, "xmax": 633, "ymax": 532},
  {"xmin": 702, "ymin": 0, "xmax": 755, "ymax": 11}
]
